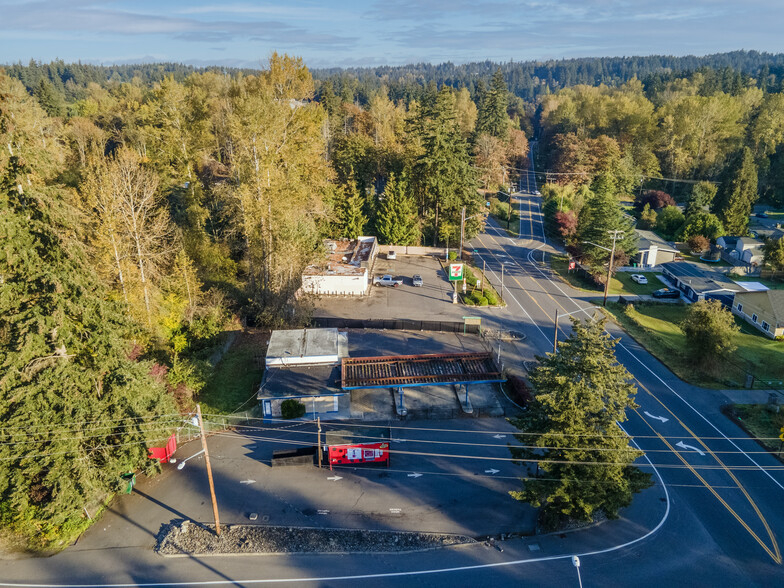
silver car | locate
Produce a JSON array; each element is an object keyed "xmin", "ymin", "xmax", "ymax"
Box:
[{"xmin": 412, "ymin": 274, "xmax": 423, "ymax": 287}]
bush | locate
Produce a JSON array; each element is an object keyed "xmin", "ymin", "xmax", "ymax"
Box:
[
  {"xmin": 448, "ymin": 251, "xmax": 458, "ymax": 260},
  {"xmin": 484, "ymin": 290, "xmax": 499, "ymax": 305},
  {"xmin": 281, "ymin": 399, "xmax": 306, "ymax": 419},
  {"xmin": 687, "ymin": 235, "xmax": 709, "ymax": 254}
]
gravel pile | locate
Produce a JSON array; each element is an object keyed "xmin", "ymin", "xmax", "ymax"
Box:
[{"xmin": 156, "ymin": 520, "xmax": 477, "ymax": 556}]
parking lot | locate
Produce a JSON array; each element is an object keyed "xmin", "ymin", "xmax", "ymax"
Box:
[{"xmin": 314, "ymin": 254, "xmax": 467, "ymax": 321}]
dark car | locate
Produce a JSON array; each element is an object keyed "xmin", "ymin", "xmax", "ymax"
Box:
[
  {"xmin": 652, "ymin": 288, "xmax": 680, "ymax": 299},
  {"xmin": 755, "ymin": 212, "xmax": 769, "ymax": 218}
]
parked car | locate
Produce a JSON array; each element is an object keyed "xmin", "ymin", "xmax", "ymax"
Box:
[
  {"xmin": 412, "ymin": 274, "xmax": 423, "ymax": 287},
  {"xmin": 755, "ymin": 212, "xmax": 769, "ymax": 218},
  {"xmin": 630, "ymin": 274, "xmax": 648, "ymax": 284},
  {"xmin": 652, "ymin": 287, "xmax": 680, "ymax": 299},
  {"xmin": 373, "ymin": 275, "xmax": 403, "ymax": 287},
  {"xmin": 387, "ymin": 250, "xmax": 397, "ymax": 260}
]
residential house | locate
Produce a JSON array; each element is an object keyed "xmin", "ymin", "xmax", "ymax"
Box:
[
  {"xmin": 661, "ymin": 261, "xmax": 745, "ymax": 306},
  {"xmin": 732, "ymin": 290, "xmax": 784, "ymax": 338},
  {"xmin": 716, "ymin": 236, "xmax": 765, "ymax": 266},
  {"xmin": 634, "ymin": 229, "xmax": 679, "ymax": 268}
]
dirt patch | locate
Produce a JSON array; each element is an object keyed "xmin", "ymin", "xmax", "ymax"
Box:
[{"xmin": 156, "ymin": 520, "xmax": 476, "ymax": 556}]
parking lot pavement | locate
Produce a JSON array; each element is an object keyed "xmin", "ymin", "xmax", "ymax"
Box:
[{"xmin": 315, "ymin": 255, "xmax": 466, "ymax": 321}]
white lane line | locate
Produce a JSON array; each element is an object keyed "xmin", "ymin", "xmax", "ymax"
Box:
[
  {"xmin": 0, "ymin": 449, "xmax": 670, "ymax": 587},
  {"xmin": 511, "ymin": 207, "xmax": 784, "ymax": 493}
]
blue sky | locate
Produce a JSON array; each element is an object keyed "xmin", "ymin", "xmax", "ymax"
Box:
[{"xmin": 0, "ymin": 0, "xmax": 781, "ymax": 69}]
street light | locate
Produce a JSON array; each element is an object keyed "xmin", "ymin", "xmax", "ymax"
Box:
[
  {"xmin": 572, "ymin": 555, "xmax": 583, "ymax": 588},
  {"xmin": 582, "ymin": 230, "xmax": 624, "ymax": 307}
]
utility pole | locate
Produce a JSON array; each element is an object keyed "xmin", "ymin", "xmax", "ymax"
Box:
[
  {"xmin": 196, "ymin": 404, "xmax": 220, "ymax": 536},
  {"xmin": 603, "ymin": 230, "xmax": 624, "ymax": 308},
  {"xmin": 317, "ymin": 417, "xmax": 322, "ymax": 469},
  {"xmin": 482, "ymin": 259, "xmax": 486, "ymax": 295},
  {"xmin": 459, "ymin": 206, "xmax": 466, "ymax": 261},
  {"xmin": 501, "ymin": 263, "xmax": 505, "ymax": 293},
  {"xmin": 553, "ymin": 309, "xmax": 559, "ymax": 354}
]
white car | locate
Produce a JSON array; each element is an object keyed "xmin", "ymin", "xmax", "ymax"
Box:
[
  {"xmin": 630, "ymin": 274, "xmax": 648, "ymax": 284},
  {"xmin": 387, "ymin": 250, "xmax": 396, "ymax": 260},
  {"xmin": 412, "ymin": 274, "xmax": 423, "ymax": 287}
]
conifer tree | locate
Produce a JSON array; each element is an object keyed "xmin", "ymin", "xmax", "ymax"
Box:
[
  {"xmin": 713, "ymin": 147, "xmax": 758, "ymax": 235},
  {"xmin": 509, "ymin": 317, "xmax": 651, "ymax": 530},
  {"xmin": 476, "ymin": 68, "xmax": 510, "ymax": 140},
  {"xmin": 340, "ymin": 181, "xmax": 367, "ymax": 239},
  {"xmin": 375, "ymin": 172, "xmax": 419, "ymax": 245}
]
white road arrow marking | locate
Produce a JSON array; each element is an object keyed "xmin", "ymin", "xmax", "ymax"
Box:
[
  {"xmin": 389, "ymin": 508, "xmax": 402, "ymax": 514},
  {"xmin": 644, "ymin": 411, "xmax": 669, "ymax": 423},
  {"xmin": 392, "ymin": 438, "xmax": 406, "ymax": 443},
  {"xmin": 327, "ymin": 475, "xmax": 343, "ymax": 481},
  {"xmin": 493, "ymin": 434, "xmax": 507, "ymax": 439},
  {"xmin": 317, "ymin": 510, "xmax": 330, "ymax": 515},
  {"xmin": 240, "ymin": 479, "xmax": 256, "ymax": 484},
  {"xmin": 485, "ymin": 469, "xmax": 500, "ymax": 475},
  {"xmin": 407, "ymin": 473, "xmax": 423, "ymax": 478},
  {"xmin": 676, "ymin": 441, "xmax": 705, "ymax": 456}
]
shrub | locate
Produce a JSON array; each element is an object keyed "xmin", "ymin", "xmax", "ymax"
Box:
[
  {"xmin": 687, "ymin": 235, "xmax": 709, "ymax": 253},
  {"xmin": 448, "ymin": 251, "xmax": 458, "ymax": 260},
  {"xmin": 281, "ymin": 399, "xmax": 306, "ymax": 419},
  {"xmin": 484, "ymin": 290, "xmax": 499, "ymax": 305}
]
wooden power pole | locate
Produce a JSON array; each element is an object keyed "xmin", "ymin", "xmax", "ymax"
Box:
[{"xmin": 196, "ymin": 404, "xmax": 221, "ymax": 536}]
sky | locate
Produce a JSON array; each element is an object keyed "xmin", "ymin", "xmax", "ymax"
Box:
[{"xmin": 0, "ymin": 0, "xmax": 781, "ymax": 69}]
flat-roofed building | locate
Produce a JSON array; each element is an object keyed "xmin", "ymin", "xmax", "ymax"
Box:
[{"xmin": 301, "ymin": 236, "xmax": 378, "ymax": 296}]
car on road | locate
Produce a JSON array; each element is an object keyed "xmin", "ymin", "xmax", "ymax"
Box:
[
  {"xmin": 387, "ymin": 250, "xmax": 397, "ymax": 260},
  {"xmin": 412, "ymin": 274, "xmax": 423, "ymax": 287},
  {"xmin": 630, "ymin": 274, "xmax": 648, "ymax": 284},
  {"xmin": 652, "ymin": 287, "xmax": 680, "ymax": 299},
  {"xmin": 755, "ymin": 212, "xmax": 769, "ymax": 218},
  {"xmin": 534, "ymin": 190, "xmax": 541, "ymax": 195}
]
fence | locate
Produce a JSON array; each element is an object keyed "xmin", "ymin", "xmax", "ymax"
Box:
[{"xmin": 310, "ymin": 317, "xmax": 481, "ymax": 334}]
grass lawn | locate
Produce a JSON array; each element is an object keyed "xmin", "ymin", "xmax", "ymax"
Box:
[
  {"xmin": 551, "ymin": 255, "xmax": 662, "ymax": 296},
  {"xmin": 196, "ymin": 330, "xmax": 267, "ymax": 414},
  {"xmin": 677, "ymin": 250, "xmax": 731, "ymax": 267},
  {"xmin": 604, "ymin": 302, "xmax": 784, "ymax": 389},
  {"xmin": 727, "ymin": 404, "xmax": 784, "ymax": 457}
]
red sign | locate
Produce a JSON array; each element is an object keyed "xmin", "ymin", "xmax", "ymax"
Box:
[
  {"xmin": 148, "ymin": 433, "xmax": 177, "ymax": 463},
  {"xmin": 327, "ymin": 442, "xmax": 389, "ymax": 467},
  {"xmin": 568, "ymin": 260, "xmax": 576, "ymax": 270}
]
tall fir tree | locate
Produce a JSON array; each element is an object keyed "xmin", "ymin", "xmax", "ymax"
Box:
[
  {"xmin": 375, "ymin": 172, "xmax": 419, "ymax": 245},
  {"xmin": 713, "ymin": 147, "xmax": 758, "ymax": 235},
  {"xmin": 340, "ymin": 181, "xmax": 368, "ymax": 239},
  {"xmin": 577, "ymin": 174, "xmax": 637, "ymax": 271},
  {"xmin": 509, "ymin": 317, "xmax": 651, "ymax": 530},
  {"xmin": 476, "ymin": 68, "xmax": 510, "ymax": 140}
]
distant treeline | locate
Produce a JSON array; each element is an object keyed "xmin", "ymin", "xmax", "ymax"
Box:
[{"xmin": 6, "ymin": 50, "xmax": 784, "ymax": 106}]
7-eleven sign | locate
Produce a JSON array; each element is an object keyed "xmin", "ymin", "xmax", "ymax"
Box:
[{"xmin": 449, "ymin": 263, "xmax": 464, "ymax": 281}]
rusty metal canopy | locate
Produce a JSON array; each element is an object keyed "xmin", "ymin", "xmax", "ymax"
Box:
[{"xmin": 341, "ymin": 352, "xmax": 503, "ymax": 390}]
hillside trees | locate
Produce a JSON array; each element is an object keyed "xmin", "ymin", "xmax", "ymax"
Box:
[
  {"xmin": 509, "ymin": 317, "xmax": 651, "ymax": 530},
  {"xmin": 0, "ymin": 117, "xmax": 178, "ymax": 549},
  {"xmin": 375, "ymin": 172, "xmax": 419, "ymax": 245},
  {"xmin": 226, "ymin": 54, "xmax": 331, "ymax": 320},
  {"xmin": 680, "ymin": 300, "xmax": 739, "ymax": 369}
]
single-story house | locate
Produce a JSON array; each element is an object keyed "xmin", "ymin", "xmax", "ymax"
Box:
[
  {"xmin": 716, "ymin": 236, "xmax": 765, "ymax": 266},
  {"xmin": 732, "ymin": 290, "xmax": 784, "ymax": 338},
  {"xmin": 301, "ymin": 236, "xmax": 378, "ymax": 296},
  {"xmin": 660, "ymin": 261, "xmax": 745, "ymax": 306},
  {"xmin": 634, "ymin": 229, "xmax": 679, "ymax": 268}
]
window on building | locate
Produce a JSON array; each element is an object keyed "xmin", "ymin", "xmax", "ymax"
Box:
[
  {"xmin": 762, "ymin": 321, "xmax": 770, "ymax": 332},
  {"xmin": 736, "ymin": 303, "xmax": 743, "ymax": 313},
  {"xmin": 751, "ymin": 313, "xmax": 758, "ymax": 324}
]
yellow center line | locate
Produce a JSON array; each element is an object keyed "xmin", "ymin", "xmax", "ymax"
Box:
[
  {"xmin": 632, "ymin": 407, "xmax": 780, "ymax": 562},
  {"xmin": 634, "ymin": 381, "xmax": 781, "ymax": 564}
]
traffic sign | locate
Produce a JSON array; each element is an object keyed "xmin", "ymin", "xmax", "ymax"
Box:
[{"xmin": 449, "ymin": 263, "xmax": 464, "ymax": 281}]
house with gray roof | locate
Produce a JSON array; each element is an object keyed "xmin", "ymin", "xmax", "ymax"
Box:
[
  {"xmin": 660, "ymin": 261, "xmax": 745, "ymax": 306},
  {"xmin": 634, "ymin": 229, "xmax": 679, "ymax": 268}
]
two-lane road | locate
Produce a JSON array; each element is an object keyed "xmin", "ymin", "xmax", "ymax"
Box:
[{"xmin": 470, "ymin": 191, "xmax": 784, "ymax": 585}]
